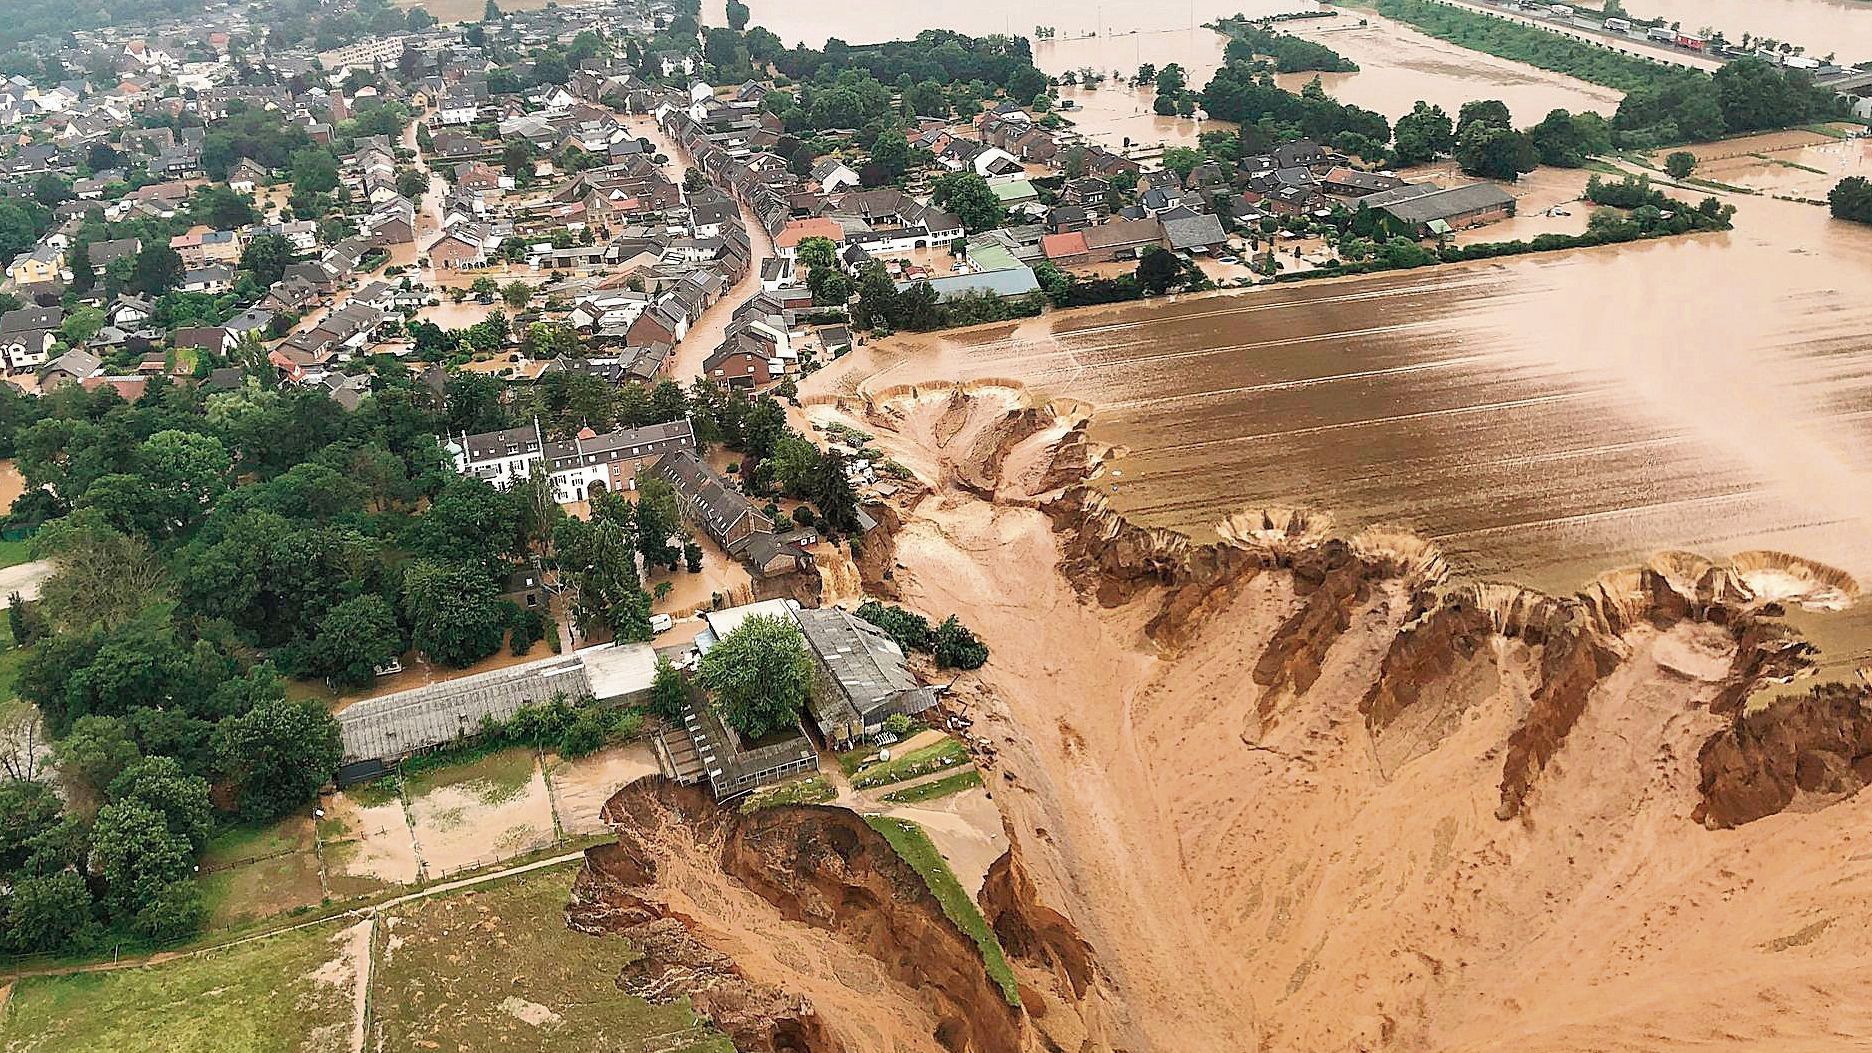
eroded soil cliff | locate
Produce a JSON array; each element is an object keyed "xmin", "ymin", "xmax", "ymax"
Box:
[
  {"xmin": 800, "ymin": 382, "xmax": 1872, "ymax": 1052},
  {"xmin": 568, "ymin": 778, "xmax": 1047, "ymax": 1053}
]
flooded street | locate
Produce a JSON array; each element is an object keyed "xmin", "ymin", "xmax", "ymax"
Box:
[{"xmin": 1629, "ymin": 0, "xmax": 1872, "ymax": 59}]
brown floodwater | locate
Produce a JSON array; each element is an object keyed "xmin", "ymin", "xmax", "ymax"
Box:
[
  {"xmin": 1631, "ymin": 0, "xmax": 1872, "ymax": 60},
  {"xmin": 1273, "ymin": 14, "xmax": 1624, "ymax": 121},
  {"xmin": 809, "ymin": 172, "xmax": 1872, "ymax": 676},
  {"xmin": 731, "ymin": 0, "xmax": 1310, "ymax": 54},
  {"xmin": 733, "ymin": 0, "xmax": 1622, "ymax": 124}
]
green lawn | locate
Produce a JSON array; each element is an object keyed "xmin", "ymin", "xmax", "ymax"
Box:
[
  {"xmin": 369, "ymin": 866, "xmax": 731, "ymax": 1053},
  {"xmin": 0, "ymin": 616, "xmax": 34, "ymax": 703},
  {"xmin": 851, "ymin": 737, "xmax": 971, "ymax": 790},
  {"xmin": 864, "ymin": 816, "xmax": 1019, "ymax": 1006},
  {"xmin": 0, "ymin": 539, "xmax": 33, "ymax": 570},
  {"xmin": 0, "ymin": 919, "xmax": 362, "ymax": 1053},
  {"xmin": 399, "ymin": 745, "xmax": 537, "ymax": 805},
  {"xmin": 739, "ymin": 774, "xmax": 836, "ymax": 813},
  {"xmin": 881, "ymin": 769, "xmax": 983, "ymax": 805}
]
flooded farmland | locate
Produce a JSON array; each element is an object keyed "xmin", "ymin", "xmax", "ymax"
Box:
[
  {"xmin": 1273, "ymin": 13, "xmax": 1624, "ymax": 121},
  {"xmin": 810, "ymin": 182, "xmax": 1872, "ymax": 679}
]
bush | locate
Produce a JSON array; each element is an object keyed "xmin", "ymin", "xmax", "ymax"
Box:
[
  {"xmin": 856, "ymin": 600, "xmax": 934, "ymax": 652},
  {"xmin": 131, "ymin": 879, "xmax": 207, "ymax": 941},
  {"xmin": 1664, "ymin": 150, "xmax": 1697, "ymax": 179},
  {"xmin": 609, "ymin": 709, "xmax": 645, "ymax": 741},
  {"xmin": 557, "ymin": 709, "xmax": 607, "ymax": 758},
  {"xmin": 933, "ymin": 615, "xmax": 990, "ymax": 670},
  {"xmin": 509, "ymin": 605, "xmax": 547, "ymax": 655},
  {"xmin": 884, "ymin": 713, "xmax": 915, "ymax": 736}
]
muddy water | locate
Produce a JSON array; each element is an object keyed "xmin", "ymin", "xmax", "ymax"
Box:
[
  {"xmin": 814, "ymin": 187, "xmax": 1872, "ymax": 615},
  {"xmin": 1056, "ymin": 84, "xmax": 1213, "ymax": 151},
  {"xmin": 734, "ymin": 0, "xmax": 1311, "ymax": 55},
  {"xmin": 1274, "ymin": 14, "xmax": 1625, "ymax": 121},
  {"xmin": 736, "ymin": 0, "xmax": 1622, "ymax": 124},
  {"xmin": 1632, "ymin": 0, "xmax": 1872, "ymax": 59}
]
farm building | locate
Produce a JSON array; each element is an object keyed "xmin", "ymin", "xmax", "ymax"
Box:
[
  {"xmin": 1359, "ymin": 182, "xmax": 1517, "ymax": 235},
  {"xmin": 334, "ymin": 643, "xmax": 659, "ymax": 785}
]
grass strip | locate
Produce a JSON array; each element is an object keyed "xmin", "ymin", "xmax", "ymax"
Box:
[
  {"xmin": 851, "ymin": 737, "xmax": 970, "ymax": 789},
  {"xmin": 881, "ymin": 769, "xmax": 984, "ymax": 804},
  {"xmin": 864, "ymin": 816, "xmax": 1019, "ymax": 1006}
]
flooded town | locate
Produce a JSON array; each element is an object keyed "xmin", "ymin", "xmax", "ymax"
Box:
[{"xmin": 0, "ymin": 0, "xmax": 1870, "ymax": 1050}]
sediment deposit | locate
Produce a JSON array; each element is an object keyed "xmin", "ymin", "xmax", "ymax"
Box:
[
  {"xmin": 804, "ymin": 382, "xmax": 1872, "ymax": 1051},
  {"xmin": 569, "ymin": 778, "xmax": 1063, "ymax": 1053},
  {"xmin": 574, "ymin": 381, "xmax": 1872, "ymax": 1053}
]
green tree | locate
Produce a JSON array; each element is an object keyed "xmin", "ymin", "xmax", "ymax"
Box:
[
  {"xmin": 1136, "ymin": 245, "xmax": 1181, "ymax": 295},
  {"xmin": 401, "ymin": 560, "xmax": 507, "ymax": 666},
  {"xmin": 649, "ymin": 655, "xmax": 687, "ymax": 719},
  {"xmin": 1527, "ymin": 108, "xmax": 1610, "ymax": 168},
  {"xmin": 726, "ymin": 0, "xmax": 749, "ymax": 30},
  {"xmin": 308, "ymin": 595, "xmax": 403, "ymax": 689},
  {"xmin": 634, "ymin": 474, "xmax": 682, "ymax": 571},
  {"xmin": 1393, "ymin": 100, "xmax": 1454, "ymax": 165},
  {"xmin": 55, "ymin": 715, "xmax": 141, "ymax": 798},
  {"xmin": 855, "ymin": 600, "xmax": 933, "ymax": 652},
  {"xmin": 933, "ymin": 614, "xmax": 989, "ymax": 670},
  {"xmin": 139, "ymin": 430, "xmax": 232, "ymax": 529},
  {"xmin": 89, "ymin": 798, "xmax": 192, "ymax": 918},
  {"xmin": 214, "ymin": 696, "xmax": 342, "ymax": 821},
  {"xmin": 289, "ymin": 148, "xmax": 340, "ymax": 194},
  {"xmin": 1830, "ymin": 175, "xmax": 1872, "ymax": 224},
  {"xmin": 806, "ymin": 450, "xmax": 860, "ymax": 533},
  {"xmin": 128, "ymin": 243, "xmax": 185, "ymax": 297},
  {"xmin": 109, "ymin": 756, "xmax": 213, "ymax": 853},
  {"xmin": 4, "ymin": 872, "xmax": 95, "ymax": 952},
  {"xmin": 1159, "ymin": 146, "xmax": 1206, "ymax": 179},
  {"xmin": 131, "ymin": 879, "xmax": 206, "ymax": 941},
  {"xmin": 767, "ymin": 434, "xmax": 822, "ymax": 497},
  {"xmin": 68, "ymin": 241, "xmax": 96, "ymax": 294},
  {"xmin": 1454, "ymin": 122, "xmax": 1539, "ymax": 181},
  {"xmin": 501, "ymin": 280, "xmax": 532, "ymax": 309},
  {"xmin": 697, "ymin": 613, "xmax": 813, "ymax": 738},
  {"xmin": 32, "ymin": 172, "xmax": 70, "ymax": 207},
  {"xmin": 1664, "ymin": 150, "xmax": 1698, "ymax": 179},
  {"xmin": 930, "ymin": 171, "xmax": 1006, "ymax": 233},
  {"xmin": 59, "ymin": 305, "xmax": 104, "ymax": 346},
  {"xmin": 0, "ymin": 781, "xmax": 62, "ymax": 873},
  {"xmin": 870, "ymin": 128, "xmax": 912, "ymax": 179},
  {"xmin": 1455, "ymin": 98, "xmax": 1512, "ymax": 136},
  {"xmin": 552, "ymin": 512, "xmax": 652, "ymax": 642},
  {"xmin": 240, "ymin": 233, "xmax": 298, "ymax": 287}
]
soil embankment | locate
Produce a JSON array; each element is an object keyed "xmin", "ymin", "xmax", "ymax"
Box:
[
  {"xmin": 569, "ymin": 778, "xmax": 1072, "ymax": 1053},
  {"xmin": 798, "ymin": 380, "xmax": 1872, "ymax": 1052}
]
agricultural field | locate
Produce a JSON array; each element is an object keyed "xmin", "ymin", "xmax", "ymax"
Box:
[
  {"xmin": 369, "ymin": 866, "xmax": 731, "ymax": 1053},
  {"xmin": 0, "ymin": 918, "xmax": 370, "ymax": 1053}
]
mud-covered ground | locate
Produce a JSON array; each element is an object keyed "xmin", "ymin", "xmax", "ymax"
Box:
[{"xmin": 734, "ymin": 382, "xmax": 1872, "ymax": 1052}]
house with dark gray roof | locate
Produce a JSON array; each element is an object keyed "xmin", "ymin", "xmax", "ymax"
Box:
[
  {"xmin": 655, "ymin": 447, "xmax": 770, "ymax": 555},
  {"xmin": 792, "ymin": 606, "xmax": 940, "ymax": 750},
  {"xmin": 1359, "ymin": 182, "xmax": 1517, "ymax": 234}
]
